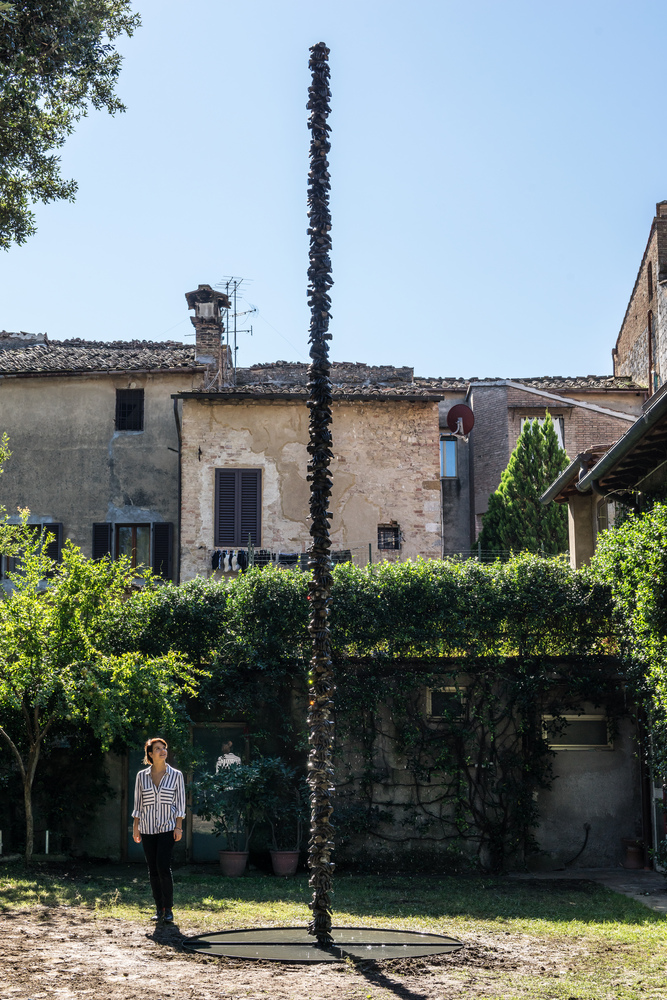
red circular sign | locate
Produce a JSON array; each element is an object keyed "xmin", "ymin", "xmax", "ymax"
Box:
[{"xmin": 446, "ymin": 403, "xmax": 475, "ymax": 435}]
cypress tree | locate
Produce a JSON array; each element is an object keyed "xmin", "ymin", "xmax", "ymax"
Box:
[{"xmin": 478, "ymin": 412, "xmax": 569, "ymax": 555}]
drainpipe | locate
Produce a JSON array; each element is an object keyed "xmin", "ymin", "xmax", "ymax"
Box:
[{"xmin": 172, "ymin": 397, "xmax": 182, "ymax": 585}]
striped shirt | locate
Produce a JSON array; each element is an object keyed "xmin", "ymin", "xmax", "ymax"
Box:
[{"xmin": 132, "ymin": 764, "xmax": 186, "ymax": 835}]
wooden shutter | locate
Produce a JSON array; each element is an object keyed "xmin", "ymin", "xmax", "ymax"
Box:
[
  {"xmin": 215, "ymin": 470, "xmax": 237, "ymax": 546},
  {"xmin": 215, "ymin": 469, "xmax": 261, "ymax": 546},
  {"xmin": 43, "ymin": 523, "xmax": 63, "ymax": 562},
  {"xmin": 92, "ymin": 523, "xmax": 112, "ymax": 559},
  {"xmin": 152, "ymin": 522, "xmax": 173, "ymax": 579},
  {"xmin": 239, "ymin": 470, "xmax": 261, "ymax": 547}
]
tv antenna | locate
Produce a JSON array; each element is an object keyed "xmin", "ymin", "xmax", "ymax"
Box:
[{"xmin": 215, "ymin": 276, "xmax": 257, "ymax": 383}]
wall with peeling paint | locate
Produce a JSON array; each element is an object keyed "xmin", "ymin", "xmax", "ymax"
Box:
[
  {"xmin": 179, "ymin": 396, "xmax": 442, "ymax": 580},
  {"xmin": 0, "ymin": 371, "xmax": 187, "ymax": 564}
]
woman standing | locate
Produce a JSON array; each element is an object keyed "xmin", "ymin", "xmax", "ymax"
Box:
[{"xmin": 132, "ymin": 737, "xmax": 186, "ymax": 923}]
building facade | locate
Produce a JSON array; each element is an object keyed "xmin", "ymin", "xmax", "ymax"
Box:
[
  {"xmin": 613, "ymin": 200, "xmax": 667, "ymax": 394},
  {"xmin": 0, "ymin": 333, "xmax": 206, "ymax": 579}
]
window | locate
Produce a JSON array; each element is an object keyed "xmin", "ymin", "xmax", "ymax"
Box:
[
  {"xmin": 0, "ymin": 522, "xmax": 63, "ymax": 578},
  {"xmin": 648, "ymin": 261, "xmax": 654, "ymax": 300},
  {"xmin": 377, "ymin": 522, "xmax": 400, "ymax": 550},
  {"xmin": 115, "ymin": 389, "xmax": 144, "ymax": 431},
  {"xmin": 440, "ymin": 437, "xmax": 457, "ymax": 478},
  {"xmin": 215, "ymin": 469, "xmax": 261, "ymax": 547},
  {"xmin": 542, "ymin": 715, "xmax": 612, "ymax": 750},
  {"xmin": 91, "ymin": 522, "xmax": 173, "ymax": 578},
  {"xmin": 521, "ymin": 415, "xmax": 565, "ymax": 450},
  {"xmin": 116, "ymin": 524, "xmax": 150, "ymax": 569},
  {"xmin": 426, "ymin": 686, "xmax": 465, "ymax": 720}
]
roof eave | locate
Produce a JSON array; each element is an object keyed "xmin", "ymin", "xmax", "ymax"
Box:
[{"xmin": 577, "ymin": 388, "xmax": 667, "ymax": 493}]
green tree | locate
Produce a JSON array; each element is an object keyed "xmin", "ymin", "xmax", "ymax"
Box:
[
  {"xmin": 478, "ymin": 413, "xmax": 569, "ymax": 555},
  {"xmin": 0, "ymin": 540, "xmax": 198, "ymax": 862},
  {"xmin": 591, "ymin": 502, "xmax": 667, "ymax": 771},
  {"xmin": 0, "ymin": 430, "xmax": 32, "ymax": 557},
  {"xmin": 0, "ymin": 0, "xmax": 140, "ymax": 249}
]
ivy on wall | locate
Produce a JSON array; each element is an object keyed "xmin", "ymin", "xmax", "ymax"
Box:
[
  {"xmin": 99, "ymin": 554, "xmax": 625, "ymax": 869},
  {"xmin": 591, "ymin": 501, "xmax": 667, "ymax": 775}
]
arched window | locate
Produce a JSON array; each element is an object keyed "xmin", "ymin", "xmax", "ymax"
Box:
[{"xmin": 648, "ymin": 261, "xmax": 654, "ymax": 300}]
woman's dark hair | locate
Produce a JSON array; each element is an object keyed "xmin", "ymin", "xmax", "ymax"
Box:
[{"xmin": 143, "ymin": 737, "xmax": 168, "ymax": 766}]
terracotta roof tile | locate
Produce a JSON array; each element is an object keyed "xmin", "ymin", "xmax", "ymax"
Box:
[
  {"xmin": 0, "ymin": 340, "xmax": 646, "ymax": 394},
  {"xmin": 0, "ymin": 339, "xmax": 199, "ymax": 375}
]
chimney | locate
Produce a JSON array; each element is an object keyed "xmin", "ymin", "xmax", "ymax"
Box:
[
  {"xmin": 185, "ymin": 284, "xmax": 232, "ymax": 383},
  {"xmin": 657, "ymin": 201, "xmax": 667, "ymax": 219}
]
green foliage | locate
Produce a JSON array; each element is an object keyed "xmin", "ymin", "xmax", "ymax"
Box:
[
  {"xmin": 191, "ymin": 758, "xmax": 292, "ymax": 852},
  {"xmin": 0, "ymin": 432, "xmax": 33, "ymax": 559},
  {"xmin": 0, "ymin": 0, "xmax": 140, "ymax": 249},
  {"xmin": 478, "ymin": 413, "xmax": 569, "ymax": 555},
  {"xmin": 0, "ymin": 539, "xmax": 199, "ymax": 861},
  {"xmin": 101, "ymin": 555, "xmax": 619, "ymax": 870},
  {"xmin": 591, "ymin": 502, "xmax": 667, "ymax": 773}
]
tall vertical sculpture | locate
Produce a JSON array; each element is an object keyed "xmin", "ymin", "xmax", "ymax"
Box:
[{"xmin": 306, "ymin": 41, "xmax": 335, "ymax": 949}]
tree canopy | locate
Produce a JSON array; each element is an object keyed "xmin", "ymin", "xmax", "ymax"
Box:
[
  {"xmin": 0, "ymin": 0, "xmax": 139, "ymax": 249},
  {"xmin": 0, "ymin": 539, "xmax": 198, "ymax": 861},
  {"xmin": 478, "ymin": 412, "xmax": 569, "ymax": 555}
]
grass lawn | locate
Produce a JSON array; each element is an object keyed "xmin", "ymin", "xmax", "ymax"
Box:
[{"xmin": 1, "ymin": 862, "xmax": 666, "ymax": 999}]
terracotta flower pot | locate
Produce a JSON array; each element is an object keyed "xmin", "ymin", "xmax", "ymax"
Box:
[
  {"xmin": 218, "ymin": 850, "xmax": 249, "ymax": 876},
  {"xmin": 621, "ymin": 839, "xmax": 644, "ymax": 869},
  {"xmin": 270, "ymin": 850, "xmax": 300, "ymax": 877}
]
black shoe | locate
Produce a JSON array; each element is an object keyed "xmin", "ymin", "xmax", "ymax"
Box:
[
  {"xmin": 163, "ymin": 910, "xmax": 174, "ymax": 923},
  {"xmin": 151, "ymin": 909, "xmax": 164, "ymax": 922}
]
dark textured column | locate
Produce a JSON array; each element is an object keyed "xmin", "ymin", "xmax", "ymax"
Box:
[{"xmin": 306, "ymin": 41, "xmax": 335, "ymax": 948}]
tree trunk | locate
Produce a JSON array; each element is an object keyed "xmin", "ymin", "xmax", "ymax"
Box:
[{"xmin": 23, "ymin": 743, "xmax": 40, "ymax": 864}]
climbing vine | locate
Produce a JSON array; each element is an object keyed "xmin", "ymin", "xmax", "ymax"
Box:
[{"xmin": 99, "ymin": 553, "xmax": 625, "ymax": 870}]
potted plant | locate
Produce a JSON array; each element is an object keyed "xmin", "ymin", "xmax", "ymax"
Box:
[
  {"xmin": 192, "ymin": 761, "xmax": 272, "ymax": 876},
  {"xmin": 264, "ymin": 759, "xmax": 308, "ymax": 877}
]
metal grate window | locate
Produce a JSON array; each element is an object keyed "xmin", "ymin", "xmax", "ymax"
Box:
[
  {"xmin": 427, "ymin": 686, "xmax": 465, "ymax": 720},
  {"xmin": 377, "ymin": 522, "xmax": 400, "ymax": 550},
  {"xmin": 115, "ymin": 389, "xmax": 144, "ymax": 431}
]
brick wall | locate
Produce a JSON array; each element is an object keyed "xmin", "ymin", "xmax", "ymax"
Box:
[
  {"xmin": 467, "ymin": 385, "xmax": 510, "ymax": 525},
  {"xmin": 237, "ymin": 361, "xmax": 414, "ymax": 387},
  {"xmin": 506, "ymin": 387, "xmax": 635, "ymax": 458},
  {"xmin": 613, "ymin": 207, "xmax": 667, "ymax": 391}
]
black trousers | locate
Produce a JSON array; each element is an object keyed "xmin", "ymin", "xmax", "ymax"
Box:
[{"xmin": 141, "ymin": 831, "xmax": 175, "ymax": 911}]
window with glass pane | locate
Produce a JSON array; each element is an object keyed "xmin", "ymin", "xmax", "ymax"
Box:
[
  {"xmin": 440, "ymin": 438, "xmax": 457, "ymax": 478},
  {"xmin": 521, "ymin": 416, "xmax": 565, "ymax": 450},
  {"xmin": 115, "ymin": 524, "xmax": 150, "ymax": 569},
  {"xmin": 542, "ymin": 715, "xmax": 611, "ymax": 749}
]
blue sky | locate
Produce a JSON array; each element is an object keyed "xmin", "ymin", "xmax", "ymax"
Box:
[{"xmin": 1, "ymin": 0, "xmax": 664, "ymax": 379}]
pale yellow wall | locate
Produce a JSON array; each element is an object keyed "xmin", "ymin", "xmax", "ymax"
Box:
[
  {"xmin": 0, "ymin": 371, "xmax": 192, "ymax": 557},
  {"xmin": 179, "ymin": 397, "xmax": 442, "ymax": 579}
]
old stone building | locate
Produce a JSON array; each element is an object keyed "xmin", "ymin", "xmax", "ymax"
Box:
[
  {"xmin": 613, "ymin": 200, "xmax": 667, "ymax": 394},
  {"xmin": 0, "ymin": 331, "xmax": 208, "ymax": 579},
  {"xmin": 176, "ymin": 373, "xmax": 445, "ymax": 579},
  {"xmin": 426, "ymin": 375, "xmax": 645, "ymax": 549}
]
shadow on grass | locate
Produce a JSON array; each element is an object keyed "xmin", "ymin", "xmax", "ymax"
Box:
[{"xmin": 0, "ymin": 864, "xmax": 662, "ymax": 927}]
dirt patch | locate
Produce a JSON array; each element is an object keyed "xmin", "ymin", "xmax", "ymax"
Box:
[{"xmin": 0, "ymin": 906, "xmax": 587, "ymax": 999}]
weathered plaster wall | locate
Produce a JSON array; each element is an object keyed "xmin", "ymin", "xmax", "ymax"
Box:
[
  {"xmin": 179, "ymin": 397, "xmax": 441, "ymax": 579},
  {"xmin": 535, "ymin": 718, "xmax": 641, "ymax": 867},
  {"xmin": 0, "ymin": 372, "xmax": 187, "ymax": 559}
]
